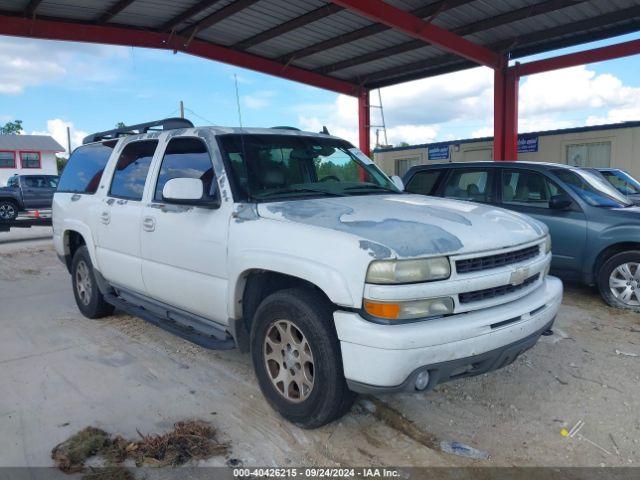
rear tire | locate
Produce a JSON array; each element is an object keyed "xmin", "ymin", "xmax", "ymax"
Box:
[
  {"xmin": 71, "ymin": 246, "xmax": 115, "ymax": 319},
  {"xmin": 250, "ymin": 288, "xmax": 355, "ymax": 428},
  {"xmin": 0, "ymin": 200, "xmax": 18, "ymax": 221},
  {"xmin": 597, "ymin": 250, "xmax": 640, "ymax": 312}
]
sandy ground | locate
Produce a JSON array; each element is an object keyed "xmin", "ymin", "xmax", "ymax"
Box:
[{"xmin": 0, "ymin": 239, "xmax": 638, "ymax": 469}]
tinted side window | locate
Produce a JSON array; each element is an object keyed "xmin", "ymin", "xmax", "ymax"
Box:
[
  {"xmin": 443, "ymin": 169, "xmax": 494, "ymax": 203},
  {"xmin": 57, "ymin": 142, "xmax": 117, "ymax": 194},
  {"xmin": 502, "ymin": 169, "xmax": 559, "ymax": 208},
  {"xmin": 406, "ymin": 170, "xmax": 442, "ymax": 195},
  {"xmin": 154, "ymin": 138, "xmax": 215, "ymax": 202},
  {"xmin": 109, "ymin": 141, "xmax": 157, "ymax": 200},
  {"xmin": 24, "ymin": 176, "xmax": 47, "ymax": 188}
]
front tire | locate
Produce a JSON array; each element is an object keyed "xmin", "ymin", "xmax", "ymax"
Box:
[
  {"xmin": 0, "ymin": 200, "xmax": 18, "ymax": 221},
  {"xmin": 250, "ymin": 288, "xmax": 355, "ymax": 428},
  {"xmin": 71, "ymin": 246, "xmax": 115, "ymax": 319},
  {"xmin": 597, "ymin": 250, "xmax": 640, "ymax": 311}
]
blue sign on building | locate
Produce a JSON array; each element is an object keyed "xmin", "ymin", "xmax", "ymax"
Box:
[
  {"xmin": 518, "ymin": 135, "xmax": 539, "ymax": 153},
  {"xmin": 428, "ymin": 145, "xmax": 450, "ymax": 160}
]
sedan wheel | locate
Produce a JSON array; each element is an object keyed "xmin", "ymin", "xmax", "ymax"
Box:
[{"xmin": 0, "ymin": 202, "xmax": 17, "ymax": 221}]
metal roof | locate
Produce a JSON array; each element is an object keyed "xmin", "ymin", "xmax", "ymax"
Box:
[
  {"xmin": 1, "ymin": 0, "xmax": 639, "ymax": 90},
  {"xmin": 0, "ymin": 134, "xmax": 65, "ymax": 152}
]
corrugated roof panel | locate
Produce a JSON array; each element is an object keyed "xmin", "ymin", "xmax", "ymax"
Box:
[
  {"xmin": 111, "ymin": 0, "xmax": 194, "ymax": 28},
  {"xmin": 197, "ymin": 0, "xmax": 326, "ymax": 46},
  {"xmin": 36, "ymin": 0, "xmax": 107, "ymax": 20},
  {"xmin": 0, "ymin": 1, "xmax": 28, "ymax": 12}
]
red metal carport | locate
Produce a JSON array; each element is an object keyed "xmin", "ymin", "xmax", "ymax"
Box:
[{"xmin": 1, "ymin": 0, "xmax": 640, "ymax": 160}]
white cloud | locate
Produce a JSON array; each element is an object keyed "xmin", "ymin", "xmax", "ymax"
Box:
[
  {"xmin": 242, "ymin": 90, "xmax": 277, "ymax": 109},
  {"xmin": 31, "ymin": 119, "xmax": 88, "ymax": 156},
  {"xmin": 296, "ymin": 63, "xmax": 640, "ymax": 148},
  {"xmin": 0, "ymin": 37, "xmax": 129, "ymax": 95}
]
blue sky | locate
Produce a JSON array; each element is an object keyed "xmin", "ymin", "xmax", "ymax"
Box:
[{"xmin": 2, "ymin": 31, "xmax": 640, "ymax": 153}]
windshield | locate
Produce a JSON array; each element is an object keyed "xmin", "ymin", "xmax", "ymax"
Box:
[
  {"xmin": 600, "ymin": 170, "xmax": 640, "ymax": 195},
  {"xmin": 218, "ymin": 134, "xmax": 400, "ymax": 202},
  {"xmin": 553, "ymin": 169, "xmax": 633, "ymax": 208}
]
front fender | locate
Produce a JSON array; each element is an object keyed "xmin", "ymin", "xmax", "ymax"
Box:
[{"xmin": 228, "ymin": 249, "xmax": 357, "ymax": 319}]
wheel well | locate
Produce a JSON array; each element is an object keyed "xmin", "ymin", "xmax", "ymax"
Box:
[
  {"xmin": 240, "ymin": 270, "xmax": 334, "ymax": 335},
  {"xmin": 63, "ymin": 230, "xmax": 86, "ymax": 272},
  {"xmin": 0, "ymin": 197, "xmax": 18, "ymax": 207},
  {"xmin": 594, "ymin": 242, "xmax": 640, "ymax": 278}
]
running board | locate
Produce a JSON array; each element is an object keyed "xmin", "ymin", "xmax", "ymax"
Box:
[{"xmin": 104, "ymin": 293, "xmax": 236, "ymax": 350}]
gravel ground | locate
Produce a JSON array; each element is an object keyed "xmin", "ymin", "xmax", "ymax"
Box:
[{"xmin": 0, "ymin": 241, "xmax": 638, "ymax": 469}]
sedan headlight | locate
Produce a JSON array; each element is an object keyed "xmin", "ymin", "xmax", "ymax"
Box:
[
  {"xmin": 544, "ymin": 235, "xmax": 552, "ymax": 254},
  {"xmin": 366, "ymin": 257, "xmax": 451, "ymax": 284},
  {"xmin": 364, "ymin": 297, "xmax": 454, "ymax": 321}
]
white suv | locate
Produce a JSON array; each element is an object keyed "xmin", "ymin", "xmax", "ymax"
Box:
[{"xmin": 53, "ymin": 118, "xmax": 563, "ymax": 428}]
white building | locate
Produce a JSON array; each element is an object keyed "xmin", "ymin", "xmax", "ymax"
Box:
[{"xmin": 0, "ymin": 134, "xmax": 64, "ymax": 186}]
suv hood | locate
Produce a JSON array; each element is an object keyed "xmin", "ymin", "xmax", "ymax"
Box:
[{"xmin": 257, "ymin": 194, "xmax": 546, "ymax": 259}]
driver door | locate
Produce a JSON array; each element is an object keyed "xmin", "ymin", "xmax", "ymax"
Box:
[{"xmin": 499, "ymin": 168, "xmax": 587, "ymax": 278}]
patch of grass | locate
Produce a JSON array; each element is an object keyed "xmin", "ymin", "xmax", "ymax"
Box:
[{"xmin": 51, "ymin": 427, "xmax": 110, "ymax": 473}]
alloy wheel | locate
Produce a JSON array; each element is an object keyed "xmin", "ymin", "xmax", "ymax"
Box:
[
  {"xmin": 609, "ymin": 262, "xmax": 640, "ymax": 306},
  {"xmin": 75, "ymin": 260, "xmax": 93, "ymax": 306},
  {"xmin": 263, "ymin": 319, "xmax": 315, "ymax": 403},
  {"xmin": 0, "ymin": 203, "xmax": 15, "ymax": 220}
]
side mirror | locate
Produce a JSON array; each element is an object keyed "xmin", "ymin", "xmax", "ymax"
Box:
[
  {"xmin": 391, "ymin": 175, "xmax": 404, "ymax": 191},
  {"xmin": 549, "ymin": 194, "xmax": 572, "ymax": 210},
  {"xmin": 162, "ymin": 178, "xmax": 220, "ymax": 208}
]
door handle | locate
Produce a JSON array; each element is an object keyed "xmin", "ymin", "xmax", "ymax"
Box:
[
  {"xmin": 100, "ymin": 211, "xmax": 110, "ymax": 225},
  {"xmin": 142, "ymin": 216, "xmax": 156, "ymax": 232}
]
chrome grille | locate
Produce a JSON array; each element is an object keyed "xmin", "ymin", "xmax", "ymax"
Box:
[
  {"xmin": 459, "ymin": 274, "xmax": 540, "ymax": 304},
  {"xmin": 456, "ymin": 245, "xmax": 540, "ymax": 274}
]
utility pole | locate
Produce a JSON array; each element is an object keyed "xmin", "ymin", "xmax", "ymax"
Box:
[
  {"xmin": 66, "ymin": 126, "xmax": 72, "ymax": 156},
  {"xmin": 179, "ymin": 100, "xmax": 184, "ymax": 119}
]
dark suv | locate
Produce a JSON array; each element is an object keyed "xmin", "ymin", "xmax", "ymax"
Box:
[{"xmin": 403, "ymin": 161, "xmax": 640, "ymax": 311}]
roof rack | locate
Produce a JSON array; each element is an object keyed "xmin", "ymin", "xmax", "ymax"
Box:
[
  {"xmin": 270, "ymin": 126, "xmax": 300, "ymax": 131},
  {"xmin": 82, "ymin": 117, "xmax": 194, "ymax": 145}
]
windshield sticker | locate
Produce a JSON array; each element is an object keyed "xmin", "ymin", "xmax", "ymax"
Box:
[{"xmin": 349, "ymin": 147, "xmax": 373, "ymax": 165}]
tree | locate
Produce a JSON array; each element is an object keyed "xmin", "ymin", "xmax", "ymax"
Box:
[
  {"xmin": 56, "ymin": 155, "xmax": 67, "ymax": 174},
  {"xmin": 115, "ymin": 122, "xmax": 126, "ymax": 128},
  {"xmin": 396, "ymin": 141, "xmax": 410, "ymax": 148},
  {"xmin": 0, "ymin": 120, "xmax": 23, "ymax": 134}
]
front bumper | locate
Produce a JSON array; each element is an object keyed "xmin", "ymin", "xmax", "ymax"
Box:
[{"xmin": 334, "ymin": 276, "xmax": 562, "ymax": 392}]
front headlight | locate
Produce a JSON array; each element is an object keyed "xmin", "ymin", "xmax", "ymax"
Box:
[
  {"xmin": 366, "ymin": 257, "xmax": 451, "ymax": 284},
  {"xmin": 544, "ymin": 235, "xmax": 552, "ymax": 254},
  {"xmin": 364, "ymin": 297, "xmax": 454, "ymax": 321}
]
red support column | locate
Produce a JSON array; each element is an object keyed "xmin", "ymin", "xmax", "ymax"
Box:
[
  {"xmin": 358, "ymin": 88, "xmax": 371, "ymax": 157},
  {"xmin": 493, "ymin": 65, "xmax": 519, "ymax": 161}
]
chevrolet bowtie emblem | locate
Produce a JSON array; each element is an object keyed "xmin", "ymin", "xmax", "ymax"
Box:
[{"xmin": 510, "ymin": 267, "xmax": 530, "ymax": 286}]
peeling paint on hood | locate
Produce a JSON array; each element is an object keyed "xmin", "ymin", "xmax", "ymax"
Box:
[{"xmin": 258, "ymin": 194, "xmax": 545, "ymax": 258}]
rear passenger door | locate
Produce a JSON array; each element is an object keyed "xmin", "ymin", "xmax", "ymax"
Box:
[
  {"xmin": 499, "ymin": 168, "xmax": 587, "ymax": 277},
  {"xmin": 20, "ymin": 176, "xmax": 50, "ymax": 209},
  {"xmin": 439, "ymin": 168, "xmax": 497, "ymax": 204},
  {"xmin": 95, "ymin": 140, "xmax": 157, "ymax": 294},
  {"xmin": 140, "ymin": 137, "xmax": 229, "ymax": 324}
]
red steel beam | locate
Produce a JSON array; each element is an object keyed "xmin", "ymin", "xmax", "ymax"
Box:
[
  {"xmin": 493, "ymin": 66, "xmax": 519, "ymax": 161},
  {"xmin": 358, "ymin": 89, "xmax": 371, "ymax": 157},
  {"xmin": 514, "ymin": 38, "xmax": 640, "ymax": 77},
  {"xmin": 330, "ymin": 0, "xmax": 501, "ymax": 68},
  {"xmin": 0, "ymin": 13, "xmax": 359, "ymax": 97}
]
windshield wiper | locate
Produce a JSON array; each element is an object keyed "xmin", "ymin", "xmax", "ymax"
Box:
[
  {"xmin": 344, "ymin": 184, "xmax": 398, "ymax": 193},
  {"xmin": 255, "ymin": 187, "xmax": 344, "ymax": 198}
]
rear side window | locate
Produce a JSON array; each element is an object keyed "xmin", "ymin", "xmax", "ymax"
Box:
[
  {"xmin": 443, "ymin": 169, "xmax": 494, "ymax": 203},
  {"xmin": 57, "ymin": 142, "xmax": 116, "ymax": 194},
  {"xmin": 24, "ymin": 176, "xmax": 47, "ymax": 188},
  {"xmin": 109, "ymin": 140, "xmax": 157, "ymax": 200},
  {"xmin": 154, "ymin": 137, "xmax": 215, "ymax": 202},
  {"xmin": 405, "ymin": 170, "xmax": 442, "ymax": 195}
]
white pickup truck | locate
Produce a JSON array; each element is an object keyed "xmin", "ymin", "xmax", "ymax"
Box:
[{"xmin": 53, "ymin": 118, "xmax": 562, "ymax": 428}]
